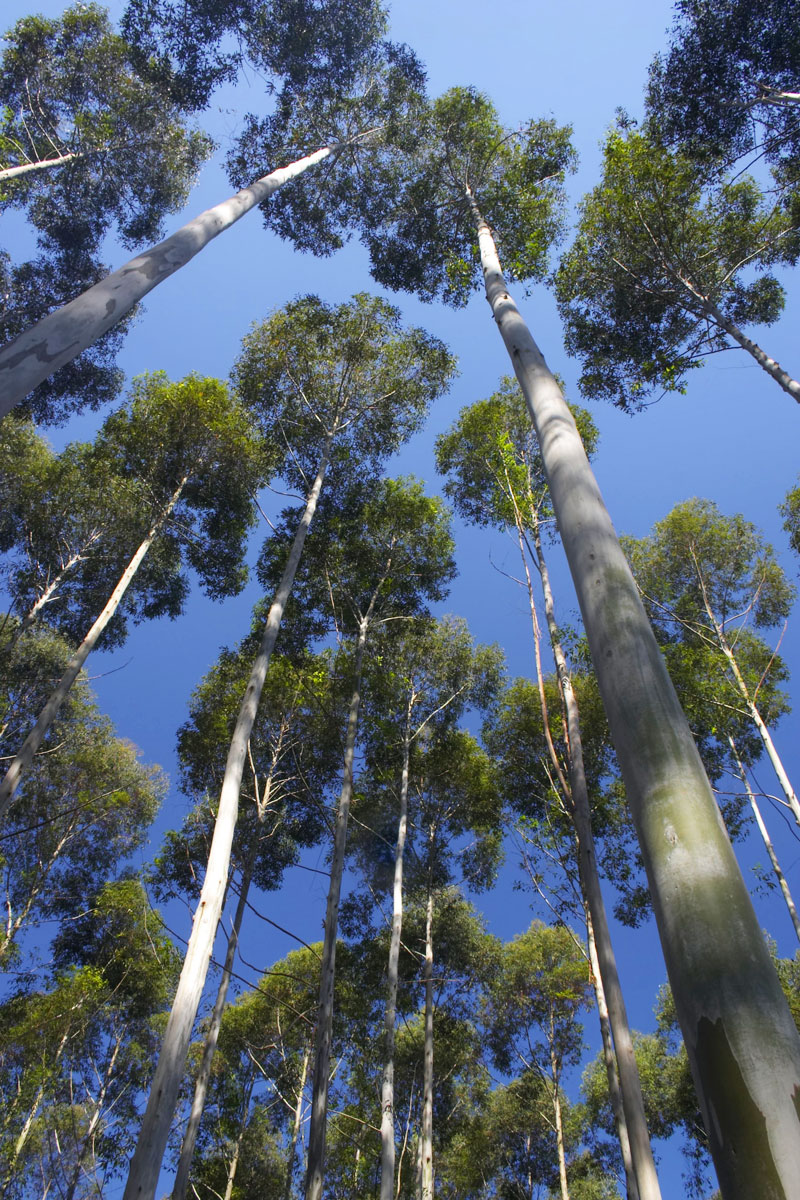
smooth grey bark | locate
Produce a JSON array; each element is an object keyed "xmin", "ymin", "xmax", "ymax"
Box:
[
  {"xmin": 419, "ymin": 889, "xmax": 434, "ymax": 1200},
  {"xmin": 529, "ymin": 522, "xmax": 661, "ymax": 1200},
  {"xmin": 12, "ymin": 533, "xmax": 102, "ymax": 646},
  {"xmin": 0, "ymin": 476, "xmax": 186, "ymax": 822},
  {"xmin": 585, "ymin": 909, "xmax": 639, "ymax": 1200},
  {"xmin": 304, "ymin": 618, "xmax": 369, "ymax": 1200},
  {"xmin": 550, "ymin": 1022, "xmax": 570, "ymax": 1200},
  {"xmin": 728, "ymin": 736, "xmax": 800, "ymax": 944},
  {"xmin": 284, "ymin": 1044, "xmax": 311, "ymax": 1200},
  {"xmin": 123, "ymin": 447, "xmax": 330, "ymax": 1200},
  {"xmin": 467, "ymin": 188, "xmax": 800, "ymax": 1199},
  {"xmin": 379, "ymin": 708, "xmax": 412, "ymax": 1200},
  {"xmin": 171, "ymin": 849, "xmax": 254, "ymax": 1200},
  {"xmin": 0, "ymin": 151, "xmax": 82, "ymax": 181},
  {"xmin": 701, "ymin": 295, "xmax": 800, "ymax": 403},
  {"xmin": 691, "ymin": 557, "xmax": 800, "ymax": 827},
  {"xmin": 0, "ymin": 146, "xmax": 332, "ymax": 419}
]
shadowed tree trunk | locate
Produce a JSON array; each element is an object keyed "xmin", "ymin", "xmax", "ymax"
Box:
[
  {"xmin": 466, "ymin": 186, "xmax": 800, "ymax": 1200},
  {"xmin": 0, "ymin": 146, "xmax": 334, "ymax": 419}
]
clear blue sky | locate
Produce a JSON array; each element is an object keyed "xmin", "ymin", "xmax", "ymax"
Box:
[{"xmin": 4, "ymin": 1, "xmax": 800, "ymax": 1195}]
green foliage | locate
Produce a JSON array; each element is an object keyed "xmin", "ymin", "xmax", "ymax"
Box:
[
  {"xmin": 0, "ymin": 626, "xmax": 163, "ymax": 964},
  {"xmin": 233, "ymin": 292, "xmax": 455, "ymax": 491},
  {"xmin": 0, "ymin": 877, "xmax": 179, "ymax": 1198},
  {"xmin": 362, "ymin": 86, "xmax": 576, "ymax": 306},
  {"xmin": 436, "ymin": 375, "xmax": 598, "ymax": 532},
  {"xmin": 555, "ymin": 123, "xmax": 798, "ymax": 410},
  {"xmin": 647, "ymin": 0, "xmax": 800, "ymax": 174},
  {"xmin": 622, "ymin": 498, "xmax": 793, "ymax": 781},
  {"xmin": 228, "ymin": 35, "xmax": 426, "ymax": 257},
  {"xmin": 0, "ymin": 3, "xmax": 212, "ymax": 422},
  {"xmin": 158, "ymin": 650, "xmax": 340, "ymax": 900}
]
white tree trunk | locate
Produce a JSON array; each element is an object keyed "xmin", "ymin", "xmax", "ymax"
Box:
[
  {"xmin": 284, "ymin": 1043, "xmax": 311, "ymax": 1200},
  {"xmin": 123, "ymin": 450, "xmax": 330, "ymax": 1200},
  {"xmin": 728, "ymin": 737, "xmax": 800, "ymax": 943},
  {"xmin": 0, "ymin": 146, "xmax": 332, "ymax": 418},
  {"xmin": 467, "ymin": 190, "xmax": 800, "ymax": 1199},
  {"xmin": 585, "ymin": 909, "xmax": 639, "ymax": 1200},
  {"xmin": 171, "ymin": 849, "xmax": 255, "ymax": 1200},
  {"xmin": 419, "ymin": 890, "xmax": 434, "ymax": 1200},
  {"xmin": 692, "ymin": 565, "xmax": 800, "ymax": 827},
  {"xmin": 380, "ymin": 712, "xmax": 412, "ymax": 1200},
  {"xmin": 702, "ymin": 296, "xmax": 800, "ymax": 403},
  {"xmin": 0, "ymin": 151, "xmax": 83, "ymax": 182},
  {"xmin": 304, "ymin": 619, "xmax": 369, "ymax": 1200},
  {"xmin": 0, "ymin": 476, "xmax": 186, "ymax": 822}
]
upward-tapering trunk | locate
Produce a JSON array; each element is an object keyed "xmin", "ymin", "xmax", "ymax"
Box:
[
  {"xmin": 0, "ymin": 146, "xmax": 333, "ymax": 419},
  {"xmin": 467, "ymin": 188, "xmax": 800, "ymax": 1199},
  {"xmin": 379, "ymin": 708, "xmax": 413, "ymax": 1200},
  {"xmin": 728, "ymin": 736, "xmax": 800, "ymax": 944},
  {"xmin": 585, "ymin": 908, "xmax": 639, "ymax": 1200},
  {"xmin": 691, "ymin": 559, "xmax": 800, "ymax": 827},
  {"xmin": 530, "ymin": 522, "xmax": 661, "ymax": 1200},
  {"xmin": 171, "ymin": 846, "xmax": 255, "ymax": 1200},
  {"xmin": 304, "ymin": 618, "xmax": 369, "ymax": 1200},
  {"xmin": 419, "ymin": 889, "xmax": 434, "ymax": 1200},
  {"xmin": 700, "ymin": 295, "xmax": 800, "ymax": 404},
  {"xmin": 123, "ymin": 446, "xmax": 331, "ymax": 1200},
  {"xmin": 284, "ymin": 1043, "xmax": 311, "ymax": 1200},
  {"xmin": 0, "ymin": 476, "xmax": 187, "ymax": 823}
]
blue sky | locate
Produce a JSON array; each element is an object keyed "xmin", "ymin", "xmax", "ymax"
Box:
[{"xmin": 4, "ymin": 1, "xmax": 800, "ymax": 1195}]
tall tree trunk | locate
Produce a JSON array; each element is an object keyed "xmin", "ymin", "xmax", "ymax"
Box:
[
  {"xmin": 0, "ymin": 476, "xmax": 186, "ymax": 822},
  {"xmin": 530, "ymin": 521, "xmax": 661, "ymax": 1200},
  {"xmin": 171, "ymin": 845, "xmax": 256, "ymax": 1200},
  {"xmin": 380, "ymin": 708, "xmax": 413, "ymax": 1200},
  {"xmin": 700, "ymin": 296, "xmax": 800, "ymax": 403},
  {"xmin": 0, "ymin": 151, "xmax": 83, "ymax": 182},
  {"xmin": 123, "ymin": 448, "xmax": 330, "ymax": 1200},
  {"xmin": 419, "ymin": 889, "xmax": 434, "ymax": 1200},
  {"xmin": 63, "ymin": 1030, "xmax": 125, "ymax": 1200},
  {"xmin": 691, "ymin": 557, "xmax": 800, "ymax": 826},
  {"xmin": 0, "ymin": 146, "xmax": 333, "ymax": 418},
  {"xmin": 11, "ymin": 532, "xmax": 102, "ymax": 646},
  {"xmin": 304, "ymin": 618, "xmax": 369, "ymax": 1200},
  {"xmin": 585, "ymin": 908, "xmax": 639, "ymax": 1200},
  {"xmin": 549, "ymin": 1030, "xmax": 570, "ymax": 1200},
  {"xmin": 728, "ymin": 736, "xmax": 800, "ymax": 943},
  {"xmin": 284, "ymin": 1043, "xmax": 311, "ymax": 1200},
  {"xmin": 466, "ymin": 189, "xmax": 800, "ymax": 1199}
]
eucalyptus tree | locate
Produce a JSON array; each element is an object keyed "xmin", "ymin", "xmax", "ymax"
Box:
[
  {"xmin": 177, "ymin": 944, "xmax": 324, "ymax": 1200},
  {"xmin": 259, "ymin": 476, "xmax": 457, "ymax": 1200},
  {"xmin": 0, "ymin": 371, "xmax": 262, "ymax": 823},
  {"xmin": 345, "ymin": 616, "xmax": 502, "ymax": 1200},
  {"xmin": 485, "ymin": 921, "xmax": 595, "ymax": 1200},
  {"xmin": 646, "ymin": 0, "xmax": 800, "ymax": 173},
  {"xmin": 555, "ymin": 122, "xmax": 800, "ymax": 409},
  {"xmin": 437, "ymin": 379, "xmax": 660, "ymax": 1200},
  {"xmin": 161, "ymin": 648, "xmax": 340, "ymax": 1200},
  {"xmin": 0, "ymin": 877, "xmax": 180, "ymax": 1200},
  {"xmin": 359, "ymin": 84, "xmax": 800, "ymax": 1195},
  {"xmin": 623, "ymin": 500, "xmax": 797, "ymax": 818},
  {"xmin": 0, "ymin": 14, "xmax": 426, "ymax": 420},
  {"xmin": 0, "ymin": 3, "xmax": 212, "ymax": 423},
  {"xmin": 121, "ymin": 299, "xmax": 452, "ymax": 1200},
  {"xmin": 0, "ymin": 420, "xmax": 150, "ymax": 649},
  {"xmin": 0, "ymin": 629, "xmax": 162, "ymax": 967}
]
